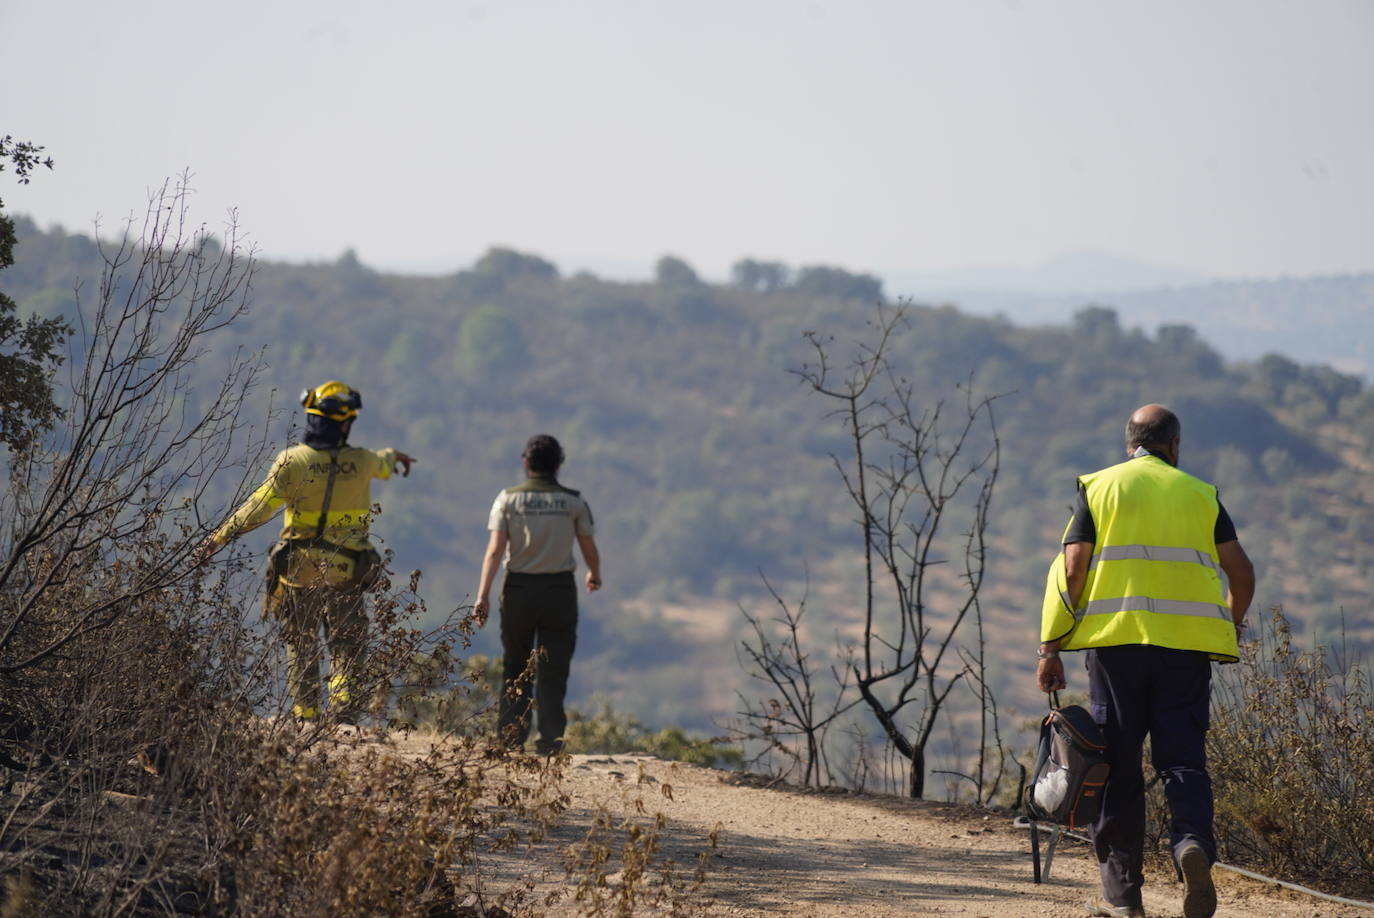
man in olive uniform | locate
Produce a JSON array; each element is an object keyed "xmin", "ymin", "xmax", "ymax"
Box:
[
  {"xmin": 474, "ymin": 434, "xmax": 600, "ymax": 755},
  {"xmin": 201, "ymin": 381, "xmax": 415, "ymax": 721},
  {"xmin": 1036, "ymin": 405, "xmax": 1254, "ymax": 918}
]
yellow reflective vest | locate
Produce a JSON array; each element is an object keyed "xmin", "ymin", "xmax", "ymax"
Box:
[
  {"xmin": 1040, "ymin": 454, "xmax": 1238, "ymax": 661},
  {"xmin": 213, "ymin": 443, "xmax": 398, "ymax": 587}
]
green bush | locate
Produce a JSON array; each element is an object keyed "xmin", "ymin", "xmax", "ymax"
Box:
[
  {"xmin": 391, "ymin": 650, "xmax": 502, "ymax": 735},
  {"xmin": 393, "ymin": 662, "xmax": 744, "ymax": 770},
  {"xmin": 564, "ymin": 700, "xmax": 743, "ymax": 769}
]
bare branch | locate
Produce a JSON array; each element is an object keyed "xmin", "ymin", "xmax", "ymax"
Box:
[
  {"xmin": 1, "ymin": 176, "xmax": 270, "ymax": 679},
  {"xmin": 789, "ymin": 305, "xmax": 1006, "ymax": 799}
]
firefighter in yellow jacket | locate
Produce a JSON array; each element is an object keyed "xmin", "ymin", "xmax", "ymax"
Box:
[{"xmin": 200, "ymin": 381, "xmax": 415, "ymax": 721}]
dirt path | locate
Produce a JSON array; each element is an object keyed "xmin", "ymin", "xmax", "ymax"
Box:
[
  {"xmin": 536, "ymin": 753, "xmax": 1361, "ymax": 918},
  {"xmin": 369, "ymin": 729, "xmax": 1363, "ymax": 917}
]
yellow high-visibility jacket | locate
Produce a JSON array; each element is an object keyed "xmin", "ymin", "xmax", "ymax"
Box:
[
  {"xmin": 1041, "ymin": 454, "xmax": 1238, "ymax": 661},
  {"xmin": 213, "ymin": 443, "xmax": 398, "ymax": 587}
]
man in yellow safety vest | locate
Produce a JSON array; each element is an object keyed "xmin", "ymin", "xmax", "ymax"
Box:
[
  {"xmin": 1037, "ymin": 404, "xmax": 1254, "ymax": 918},
  {"xmin": 201, "ymin": 381, "xmax": 415, "ymax": 722}
]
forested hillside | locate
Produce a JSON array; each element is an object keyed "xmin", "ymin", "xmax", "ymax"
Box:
[{"xmin": 8, "ymin": 217, "xmax": 1373, "ymax": 732}]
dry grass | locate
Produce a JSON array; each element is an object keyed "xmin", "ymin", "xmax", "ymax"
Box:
[{"xmin": 0, "ymin": 570, "xmax": 715, "ymax": 916}]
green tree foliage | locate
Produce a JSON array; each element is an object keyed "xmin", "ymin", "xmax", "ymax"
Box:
[
  {"xmin": 450, "ymin": 245, "xmax": 559, "ymax": 303},
  {"xmin": 637, "ymin": 490, "xmax": 733, "ymax": 578},
  {"xmin": 474, "ymin": 245, "xmax": 559, "ymax": 282},
  {"xmin": 1156, "ymin": 323, "xmax": 1225, "ymax": 378},
  {"xmin": 791, "ymin": 264, "xmax": 883, "ymax": 302},
  {"xmin": 563, "ymin": 699, "xmax": 743, "ymax": 767},
  {"xmin": 20, "ymin": 287, "xmax": 77, "ymax": 322},
  {"xmin": 0, "ymin": 229, "xmax": 69, "ymax": 454},
  {"xmin": 454, "ymin": 303, "xmax": 529, "ymax": 376},
  {"xmin": 0, "ymin": 135, "xmax": 69, "ymax": 454},
  {"xmin": 653, "ymin": 253, "xmax": 728, "ymax": 323},
  {"xmin": 0, "ymin": 135, "xmax": 53, "ymax": 183},
  {"xmin": 733, "ymin": 259, "xmax": 884, "ymax": 302},
  {"xmin": 333, "ymin": 247, "xmax": 386, "ymax": 297},
  {"xmin": 1253, "ymin": 352, "xmax": 1302, "ymax": 401},
  {"xmin": 731, "ymin": 258, "xmax": 790, "ymax": 292},
  {"xmin": 383, "ymin": 325, "xmax": 442, "ymax": 372},
  {"xmin": 654, "ymin": 254, "xmax": 702, "ymax": 288}
]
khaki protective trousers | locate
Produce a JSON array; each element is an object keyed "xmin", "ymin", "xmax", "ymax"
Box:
[{"xmin": 267, "ymin": 580, "xmax": 369, "ymax": 718}]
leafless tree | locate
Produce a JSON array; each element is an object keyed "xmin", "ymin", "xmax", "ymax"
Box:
[
  {"xmin": 734, "ymin": 570, "xmax": 857, "ymax": 787},
  {"xmin": 795, "ymin": 305, "xmax": 1003, "ymax": 798},
  {"xmin": 0, "ymin": 176, "xmax": 270, "ymax": 718}
]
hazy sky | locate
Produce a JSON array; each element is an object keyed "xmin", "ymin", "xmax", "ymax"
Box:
[{"xmin": 3, "ymin": 1, "xmax": 1371, "ymax": 281}]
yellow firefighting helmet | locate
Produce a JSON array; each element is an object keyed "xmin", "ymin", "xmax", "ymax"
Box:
[{"xmin": 300, "ymin": 380, "xmax": 362, "ymax": 422}]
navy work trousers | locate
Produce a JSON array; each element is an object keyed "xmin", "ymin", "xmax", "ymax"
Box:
[
  {"xmin": 1085, "ymin": 645, "xmax": 1215, "ymax": 909},
  {"xmin": 498, "ymin": 570, "xmax": 578, "ymax": 755}
]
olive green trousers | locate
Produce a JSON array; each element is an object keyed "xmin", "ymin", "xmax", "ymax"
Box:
[{"xmin": 498, "ymin": 571, "xmax": 578, "ymax": 754}]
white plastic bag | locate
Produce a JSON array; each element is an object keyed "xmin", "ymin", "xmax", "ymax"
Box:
[{"xmin": 1034, "ymin": 766, "xmax": 1069, "ymax": 812}]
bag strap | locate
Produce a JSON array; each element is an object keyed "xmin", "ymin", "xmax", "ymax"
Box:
[
  {"xmin": 315, "ymin": 448, "xmax": 342, "ymax": 541},
  {"xmin": 1049, "ymin": 689, "xmax": 1061, "ymax": 711}
]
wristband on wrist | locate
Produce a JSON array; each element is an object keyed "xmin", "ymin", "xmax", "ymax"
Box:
[{"xmin": 1037, "ymin": 648, "xmax": 1060, "ymax": 660}]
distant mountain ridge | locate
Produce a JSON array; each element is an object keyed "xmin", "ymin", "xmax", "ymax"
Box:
[
  {"xmin": 884, "ymin": 250, "xmax": 1209, "ymax": 296},
  {"xmin": 877, "ymin": 250, "xmax": 1373, "ymax": 377}
]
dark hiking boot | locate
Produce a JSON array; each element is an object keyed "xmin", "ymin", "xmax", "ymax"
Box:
[
  {"xmin": 535, "ymin": 736, "xmax": 565, "ymax": 757},
  {"xmin": 1179, "ymin": 842, "xmax": 1217, "ymax": 918}
]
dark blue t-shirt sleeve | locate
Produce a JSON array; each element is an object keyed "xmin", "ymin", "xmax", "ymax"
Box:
[
  {"xmin": 1063, "ymin": 484, "xmax": 1095, "ymax": 545},
  {"xmin": 1063, "ymin": 485, "xmax": 1239, "ymax": 545},
  {"xmin": 1215, "ymin": 500, "xmax": 1237, "ymax": 544}
]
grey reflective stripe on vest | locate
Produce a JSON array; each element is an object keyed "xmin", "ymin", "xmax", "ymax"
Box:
[
  {"xmin": 1081, "ymin": 595, "xmax": 1230, "ymax": 621},
  {"xmin": 1089, "ymin": 544, "xmax": 1220, "ymax": 575}
]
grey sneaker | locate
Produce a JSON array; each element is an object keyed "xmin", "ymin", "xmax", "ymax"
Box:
[
  {"xmin": 1179, "ymin": 842, "xmax": 1217, "ymax": 918},
  {"xmin": 1087, "ymin": 900, "xmax": 1146, "ymax": 918}
]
